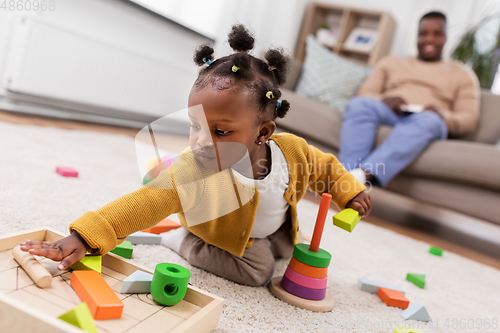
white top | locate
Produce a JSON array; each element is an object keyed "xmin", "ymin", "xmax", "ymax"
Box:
[{"xmin": 232, "ymin": 140, "xmax": 290, "ymax": 238}]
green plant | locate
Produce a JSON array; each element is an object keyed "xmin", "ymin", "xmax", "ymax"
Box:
[{"xmin": 451, "ymin": 14, "xmax": 500, "ymax": 89}]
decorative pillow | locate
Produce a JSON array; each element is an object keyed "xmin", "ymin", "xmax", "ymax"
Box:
[{"xmin": 295, "ymin": 35, "xmax": 371, "ymax": 113}]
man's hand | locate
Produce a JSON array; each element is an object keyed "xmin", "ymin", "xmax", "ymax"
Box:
[
  {"xmin": 382, "ymin": 96, "xmax": 407, "ymax": 115},
  {"xmin": 20, "ymin": 231, "xmax": 89, "ymax": 270},
  {"xmin": 424, "ymin": 104, "xmax": 442, "ymax": 117},
  {"xmin": 346, "ymin": 191, "xmax": 372, "ymax": 217}
]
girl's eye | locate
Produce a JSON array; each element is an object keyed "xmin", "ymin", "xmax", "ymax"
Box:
[
  {"xmin": 216, "ymin": 130, "xmax": 231, "ymax": 135},
  {"xmin": 190, "ymin": 125, "xmax": 201, "ymax": 131}
]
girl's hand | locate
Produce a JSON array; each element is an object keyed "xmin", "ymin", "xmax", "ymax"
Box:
[
  {"xmin": 346, "ymin": 191, "xmax": 372, "ymax": 217},
  {"xmin": 19, "ymin": 231, "xmax": 89, "ymax": 270}
]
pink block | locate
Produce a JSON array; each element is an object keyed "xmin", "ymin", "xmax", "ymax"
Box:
[
  {"xmin": 56, "ymin": 167, "xmax": 79, "ymax": 177},
  {"xmin": 284, "ymin": 266, "xmax": 327, "ymax": 289}
]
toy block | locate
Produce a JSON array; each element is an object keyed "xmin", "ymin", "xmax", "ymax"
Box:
[
  {"xmin": 71, "ymin": 270, "xmax": 124, "ymax": 320},
  {"xmin": 58, "ymin": 302, "xmax": 98, "ymax": 333},
  {"xmin": 401, "ymin": 301, "xmax": 431, "ymax": 322},
  {"xmin": 280, "ymin": 275, "xmax": 326, "ymax": 300},
  {"xmin": 284, "ymin": 266, "xmax": 327, "ymax": 290},
  {"xmin": 143, "ymin": 218, "xmax": 181, "ymax": 234},
  {"xmin": 332, "ymin": 208, "xmax": 360, "ymax": 232},
  {"xmin": 110, "ymin": 240, "xmax": 133, "ymax": 259},
  {"xmin": 289, "ymin": 257, "xmax": 328, "ymax": 279},
  {"xmin": 358, "ymin": 277, "xmax": 406, "ymax": 294},
  {"xmin": 429, "ymin": 246, "xmax": 443, "ymax": 256},
  {"xmin": 406, "ymin": 273, "xmax": 426, "ymax": 288},
  {"xmin": 12, "ymin": 245, "xmax": 53, "ymax": 288},
  {"xmin": 121, "ymin": 270, "xmax": 153, "ymax": 294},
  {"xmin": 70, "ymin": 255, "xmax": 102, "ymax": 274},
  {"xmin": 56, "ymin": 166, "xmax": 79, "ymax": 177},
  {"xmin": 293, "ymin": 243, "xmax": 331, "ymax": 268},
  {"xmin": 378, "ymin": 287, "xmax": 409, "ymax": 309},
  {"xmin": 394, "ymin": 327, "xmax": 425, "ymax": 333},
  {"xmin": 151, "ymin": 263, "xmax": 191, "ymax": 306},
  {"xmin": 125, "ymin": 231, "xmax": 161, "ymax": 245}
]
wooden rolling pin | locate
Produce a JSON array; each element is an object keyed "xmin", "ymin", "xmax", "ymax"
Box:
[{"xmin": 12, "ymin": 245, "xmax": 53, "ymax": 288}]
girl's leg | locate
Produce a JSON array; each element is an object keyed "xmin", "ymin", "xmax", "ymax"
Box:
[
  {"xmin": 177, "ymin": 219, "xmax": 294, "ymax": 287},
  {"xmin": 179, "ymin": 234, "xmax": 275, "ymax": 286}
]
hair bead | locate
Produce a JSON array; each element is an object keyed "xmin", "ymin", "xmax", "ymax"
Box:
[
  {"xmin": 232, "ymin": 65, "xmax": 240, "ymax": 72},
  {"xmin": 276, "ymin": 100, "xmax": 282, "ymax": 109},
  {"xmin": 202, "ymin": 57, "xmax": 212, "ymax": 66},
  {"xmin": 266, "ymin": 91, "xmax": 274, "ymax": 99}
]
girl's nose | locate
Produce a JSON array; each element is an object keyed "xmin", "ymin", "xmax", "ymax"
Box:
[{"xmin": 197, "ymin": 131, "xmax": 214, "ymax": 148}]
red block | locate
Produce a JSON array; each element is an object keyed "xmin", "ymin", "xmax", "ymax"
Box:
[
  {"xmin": 71, "ymin": 270, "xmax": 123, "ymax": 319},
  {"xmin": 143, "ymin": 218, "xmax": 181, "ymax": 234},
  {"xmin": 377, "ymin": 287, "xmax": 409, "ymax": 309},
  {"xmin": 56, "ymin": 166, "xmax": 79, "ymax": 177}
]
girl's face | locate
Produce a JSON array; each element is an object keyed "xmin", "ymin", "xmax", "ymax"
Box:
[{"xmin": 187, "ymin": 86, "xmax": 265, "ymax": 171}]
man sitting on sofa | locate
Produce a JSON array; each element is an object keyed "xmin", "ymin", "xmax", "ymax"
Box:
[{"xmin": 339, "ymin": 11, "xmax": 480, "ymax": 187}]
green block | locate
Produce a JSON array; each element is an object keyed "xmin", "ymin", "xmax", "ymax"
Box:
[
  {"xmin": 332, "ymin": 208, "xmax": 360, "ymax": 232},
  {"xmin": 70, "ymin": 255, "xmax": 102, "ymax": 274},
  {"xmin": 293, "ymin": 243, "xmax": 331, "ymax": 268},
  {"xmin": 406, "ymin": 273, "xmax": 426, "ymax": 288},
  {"xmin": 429, "ymin": 246, "xmax": 443, "ymax": 256},
  {"xmin": 58, "ymin": 302, "xmax": 98, "ymax": 333},
  {"xmin": 111, "ymin": 240, "xmax": 133, "ymax": 259},
  {"xmin": 151, "ymin": 263, "xmax": 191, "ymax": 306}
]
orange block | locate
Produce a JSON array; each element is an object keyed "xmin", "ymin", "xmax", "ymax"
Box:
[
  {"xmin": 71, "ymin": 270, "xmax": 124, "ymax": 319},
  {"xmin": 143, "ymin": 219, "xmax": 181, "ymax": 234},
  {"xmin": 377, "ymin": 287, "xmax": 409, "ymax": 309},
  {"xmin": 288, "ymin": 257, "xmax": 328, "ymax": 279}
]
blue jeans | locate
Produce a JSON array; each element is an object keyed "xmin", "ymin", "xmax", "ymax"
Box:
[{"xmin": 339, "ymin": 96, "xmax": 448, "ymax": 187}]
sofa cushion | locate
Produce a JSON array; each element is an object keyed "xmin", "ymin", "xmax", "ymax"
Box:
[
  {"xmin": 387, "ymin": 175, "xmax": 500, "ymax": 225},
  {"xmin": 277, "ymin": 89, "xmax": 343, "ymax": 150},
  {"xmin": 295, "ymin": 35, "xmax": 370, "ymax": 113}
]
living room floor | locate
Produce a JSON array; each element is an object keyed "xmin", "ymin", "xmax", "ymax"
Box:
[{"xmin": 2, "ymin": 110, "xmax": 499, "ymax": 271}]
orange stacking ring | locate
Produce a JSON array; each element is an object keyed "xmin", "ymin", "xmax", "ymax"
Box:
[{"xmin": 288, "ymin": 257, "xmax": 328, "ymax": 279}]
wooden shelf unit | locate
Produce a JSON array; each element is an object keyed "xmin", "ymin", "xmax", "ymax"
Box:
[{"xmin": 295, "ymin": 2, "xmax": 396, "ymax": 66}]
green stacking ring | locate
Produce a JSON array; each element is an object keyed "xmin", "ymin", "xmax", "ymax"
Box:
[
  {"xmin": 150, "ymin": 263, "xmax": 191, "ymax": 306},
  {"xmin": 293, "ymin": 243, "xmax": 331, "ymax": 268}
]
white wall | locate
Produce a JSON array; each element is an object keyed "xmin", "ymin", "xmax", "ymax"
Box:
[{"xmin": 0, "ymin": 0, "xmax": 213, "ymax": 126}]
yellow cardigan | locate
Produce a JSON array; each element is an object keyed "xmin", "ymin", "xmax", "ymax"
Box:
[{"xmin": 70, "ymin": 133, "xmax": 365, "ymax": 257}]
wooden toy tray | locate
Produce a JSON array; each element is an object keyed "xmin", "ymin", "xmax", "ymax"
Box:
[{"xmin": 0, "ymin": 228, "xmax": 224, "ymax": 333}]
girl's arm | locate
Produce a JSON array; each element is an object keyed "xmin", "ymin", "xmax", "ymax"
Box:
[{"xmin": 305, "ymin": 144, "xmax": 366, "ymax": 210}]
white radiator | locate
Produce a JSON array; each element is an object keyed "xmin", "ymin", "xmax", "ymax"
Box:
[{"xmin": 3, "ymin": 15, "xmax": 198, "ymax": 119}]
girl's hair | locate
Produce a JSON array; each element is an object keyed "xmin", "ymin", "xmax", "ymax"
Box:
[{"xmin": 193, "ymin": 24, "xmax": 291, "ymax": 120}]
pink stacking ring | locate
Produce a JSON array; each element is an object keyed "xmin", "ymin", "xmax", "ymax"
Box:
[
  {"xmin": 284, "ymin": 266, "xmax": 327, "ymax": 289},
  {"xmin": 280, "ymin": 275, "xmax": 326, "ymax": 300}
]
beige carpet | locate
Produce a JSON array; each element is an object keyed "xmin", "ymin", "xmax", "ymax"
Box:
[{"xmin": 1, "ymin": 121, "xmax": 500, "ymax": 333}]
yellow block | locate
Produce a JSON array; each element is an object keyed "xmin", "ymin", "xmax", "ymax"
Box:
[
  {"xmin": 70, "ymin": 255, "xmax": 102, "ymax": 274},
  {"xmin": 332, "ymin": 208, "xmax": 360, "ymax": 232}
]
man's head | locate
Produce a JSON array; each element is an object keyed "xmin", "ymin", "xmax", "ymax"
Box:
[{"xmin": 417, "ymin": 11, "xmax": 447, "ymax": 62}]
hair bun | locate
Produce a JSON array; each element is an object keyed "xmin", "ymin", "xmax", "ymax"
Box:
[
  {"xmin": 194, "ymin": 44, "xmax": 214, "ymax": 66},
  {"xmin": 228, "ymin": 24, "xmax": 255, "ymax": 52},
  {"xmin": 276, "ymin": 99, "xmax": 290, "ymax": 119},
  {"xmin": 265, "ymin": 48, "xmax": 290, "ymax": 86}
]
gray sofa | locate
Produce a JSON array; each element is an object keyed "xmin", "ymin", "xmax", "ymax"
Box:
[{"xmin": 276, "ymin": 60, "xmax": 500, "ymax": 255}]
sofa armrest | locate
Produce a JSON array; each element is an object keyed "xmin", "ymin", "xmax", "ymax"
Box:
[{"xmin": 460, "ymin": 90, "xmax": 500, "ymax": 144}]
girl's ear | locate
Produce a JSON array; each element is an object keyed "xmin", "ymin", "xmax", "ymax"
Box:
[{"xmin": 258, "ymin": 120, "xmax": 276, "ymax": 143}]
